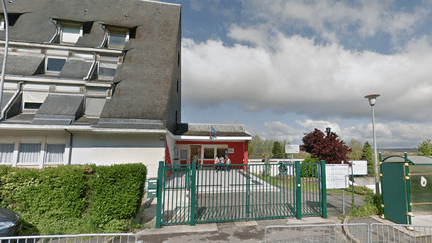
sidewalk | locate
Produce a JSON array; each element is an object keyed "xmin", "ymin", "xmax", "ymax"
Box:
[{"xmin": 136, "ymin": 192, "xmax": 364, "ymax": 243}]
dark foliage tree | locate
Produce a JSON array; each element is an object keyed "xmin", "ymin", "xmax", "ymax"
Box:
[
  {"xmin": 301, "ymin": 127, "xmax": 351, "ymax": 164},
  {"xmin": 272, "ymin": 141, "xmax": 284, "ymax": 158},
  {"xmin": 361, "ymin": 141, "xmax": 374, "ymax": 176}
]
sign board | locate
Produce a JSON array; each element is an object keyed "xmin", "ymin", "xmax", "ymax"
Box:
[
  {"xmin": 285, "ymin": 144, "xmax": 300, "ymax": 154},
  {"xmin": 325, "ymin": 164, "xmax": 350, "ymax": 189},
  {"xmin": 348, "ymin": 160, "xmax": 368, "ymax": 176}
]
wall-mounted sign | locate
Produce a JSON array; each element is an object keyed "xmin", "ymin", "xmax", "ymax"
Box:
[
  {"xmin": 228, "ymin": 148, "xmax": 234, "ymax": 153},
  {"xmin": 285, "ymin": 144, "xmax": 300, "ymax": 154}
]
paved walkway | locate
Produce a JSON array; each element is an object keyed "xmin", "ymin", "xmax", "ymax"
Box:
[{"xmin": 136, "ymin": 192, "xmax": 364, "ymax": 243}]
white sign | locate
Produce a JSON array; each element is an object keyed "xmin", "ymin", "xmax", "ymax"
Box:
[
  {"xmin": 348, "ymin": 160, "xmax": 368, "ymax": 176},
  {"xmin": 285, "ymin": 144, "xmax": 300, "ymax": 154},
  {"xmin": 326, "ymin": 164, "xmax": 350, "ymax": 189}
]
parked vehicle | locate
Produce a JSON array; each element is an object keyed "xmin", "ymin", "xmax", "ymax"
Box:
[{"xmin": 0, "ymin": 207, "xmax": 21, "ymax": 236}]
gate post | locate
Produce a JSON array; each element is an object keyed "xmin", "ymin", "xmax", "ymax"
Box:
[
  {"xmin": 246, "ymin": 164, "xmax": 250, "ymax": 218},
  {"xmin": 190, "ymin": 161, "xmax": 197, "ymax": 226},
  {"xmin": 319, "ymin": 160, "xmax": 327, "ymax": 219},
  {"xmin": 295, "ymin": 161, "xmax": 302, "ymax": 219},
  {"xmin": 156, "ymin": 161, "xmax": 164, "ymax": 228}
]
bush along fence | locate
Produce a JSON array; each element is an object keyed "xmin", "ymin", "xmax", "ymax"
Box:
[
  {"xmin": 155, "ymin": 160, "xmax": 327, "ymax": 227},
  {"xmin": 0, "ymin": 163, "xmax": 147, "ymax": 235}
]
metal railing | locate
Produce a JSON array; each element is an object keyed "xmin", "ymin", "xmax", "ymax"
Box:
[
  {"xmin": 265, "ymin": 223, "xmax": 432, "ymax": 243},
  {"xmin": 0, "ymin": 233, "xmax": 140, "ymax": 243}
]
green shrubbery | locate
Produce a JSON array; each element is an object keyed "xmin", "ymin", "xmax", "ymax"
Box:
[
  {"xmin": 301, "ymin": 156, "xmax": 319, "ymax": 177},
  {"xmin": 0, "ymin": 164, "xmax": 146, "ymax": 235}
]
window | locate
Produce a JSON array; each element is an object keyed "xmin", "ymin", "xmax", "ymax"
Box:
[
  {"xmin": 46, "ymin": 57, "xmax": 66, "ymax": 73},
  {"xmin": 0, "ymin": 144, "xmax": 14, "ymax": 164},
  {"xmin": 106, "ymin": 27, "xmax": 129, "ymax": 49},
  {"xmin": 98, "ymin": 61, "xmax": 118, "ymax": 77},
  {"xmin": 217, "ymin": 148, "xmax": 227, "ymax": 158},
  {"xmin": 22, "ymin": 91, "xmax": 48, "ymax": 111},
  {"xmin": 204, "ymin": 148, "xmax": 214, "ymax": 160},
  {"xmin": 61, "ymin": 23, "xmax": 82, "ymax": 44},
  {"xmin": 0, "ymin": 13, "xmax": 22, "ymax": 30},
  {"xmin": 18, "ymin": 143, "xmax": 41, "ymax": 163},
  {"xmin": 45, "ymin": 144, "xmax": 65, "ymax": 163},
  {"xmin": 180, "ymin": 150, "xmax": 188, "ymax": 160}
]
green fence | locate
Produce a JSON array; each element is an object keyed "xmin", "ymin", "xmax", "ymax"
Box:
[{"xmin": 156, "ymin": 161, "xmax": 327, "ymax": 227}]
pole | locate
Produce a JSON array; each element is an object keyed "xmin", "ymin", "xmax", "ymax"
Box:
[
  {"xmin": 0, "ymin": 0, "xmax": 9, "ymax": 120},
  {"xmin": 372, "ymin": 105, "xmax": 379, "ymax": 194}
]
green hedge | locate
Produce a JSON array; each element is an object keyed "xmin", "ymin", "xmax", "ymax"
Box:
[{"xmin": 0, "ymin": 164, "xmax": 147, "ymax": 235}]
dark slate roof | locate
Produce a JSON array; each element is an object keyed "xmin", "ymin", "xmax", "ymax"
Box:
[
  {"xmin": 0, "ymin": 53, "xmax": 44, "ymax": 75},
  {"xmin": 59, "ymin": 58, "xmax": 93, "ymax": 79},
  {"xmin": 175, "ymin": 123, "xmax": 252, "ymax": 137},
  {"xmin": 1, "ymin": 92, "xmax": 14, "ymax": 110},
  {"xmin": 31, "ymin": 94, "xmax": 84, "ymax": 125},
  {"xmin": 0, "ymin": 0, "xmax": 181, "ymax": 125}
]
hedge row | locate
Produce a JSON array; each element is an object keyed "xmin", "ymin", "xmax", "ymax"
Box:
[{"xmin": 0, "ymin": 163, "xmax": 147, "ymax": 234}]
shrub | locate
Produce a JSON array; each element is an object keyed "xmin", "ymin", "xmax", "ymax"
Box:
[
  {"xmin": 88, "ymin": 164, "xmax": 147, "ymax": 225},
  {"xmin": 301, "ymin": 156, "xmax": 319, "ymax": 177},
  {"xmin": 0, "ymin": 163, "xmax": 147, "ymax": 234}
]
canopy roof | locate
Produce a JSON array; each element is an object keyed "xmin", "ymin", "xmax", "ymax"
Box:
[{"xmin": 382, "ymin": 155, "xmax": 432, "ymax": 165}]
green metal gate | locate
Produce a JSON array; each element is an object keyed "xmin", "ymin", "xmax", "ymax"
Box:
[
  {"xmin": 380, "ymin": 162, "xmax": 409, "ymax": 224},
  {"xmin": 156, "ymin": 160, "xmax": 327, "ymax": 227}
]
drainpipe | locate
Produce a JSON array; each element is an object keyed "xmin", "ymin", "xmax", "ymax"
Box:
[
  {"xmin": 0, "ymin": 0, "xmax": 9, "ymax": 121},
  {"xmin": 65, "ymin": 129, "xmax": 73, "ymax": 165}
]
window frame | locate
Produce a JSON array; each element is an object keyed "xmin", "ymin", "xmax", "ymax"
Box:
[
  {"xmin": 45, "ymin": 56, "xmax": 67, "ymax": 74},
  {"xmin": 0, "ymin": 143, "xmax": 15, "ymax": 165},
  {"xmin": 106, "ymin": 26, "xmax": 129, "ymax": 49},
  {"xmin": 60, "ymin": 22, "xmax": 83, "ymax": 45}
]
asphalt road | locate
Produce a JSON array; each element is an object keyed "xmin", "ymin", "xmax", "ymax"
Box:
[{"xmin": 137, "ymin": 192, "xmax": 365, "ymax": 243}]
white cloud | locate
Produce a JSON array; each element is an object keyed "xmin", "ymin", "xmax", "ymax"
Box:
[
  {"xmin": 182, "ymin": 29, "xmax": 432, "ymax": 122},
  {"xmin": 257, "ymin": 119, "xmax": 432, "ymax": 149},
  {"xmin": 243, "ymin": 0, "xmax": 431, "ymax": 43}
]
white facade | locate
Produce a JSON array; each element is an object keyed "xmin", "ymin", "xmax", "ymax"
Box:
[{"xmin": 0, "ymin": 128, "xmax": 166, "ymax": 178}]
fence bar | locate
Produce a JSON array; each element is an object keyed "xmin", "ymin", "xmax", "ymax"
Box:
[
  {"xmin": 158, "ymin": 162, "xmax": 326, "ymax": 226},
  {"xmin": 295, "ymin": 161, "xmax": 302, "ymax": 219},
  {"xmin": 190, "ymin": 161, "xmax": 197, "ymax": 226},
  {"xmin": 320, "ymin": 160, "xmax": 327, "ymax": 219},
  {"xmin": 155, "ymin": 161, "xmax": 164, "ymax": 228}
]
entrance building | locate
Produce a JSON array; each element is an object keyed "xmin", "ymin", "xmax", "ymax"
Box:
[{"xmin": 171, "ymin": 123, "xmax": 251, "ymax": 166}]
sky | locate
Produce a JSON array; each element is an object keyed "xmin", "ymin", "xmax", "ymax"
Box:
[{"xmin": 156, "ymin": 0, "xmax": 432, "ymax": 149}]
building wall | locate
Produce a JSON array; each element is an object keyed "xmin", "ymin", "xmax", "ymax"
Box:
[
  {"xmin": 70, "ymin": 133, "xmax": 165, "ymax": 178},
  {"xmin": 175, "ymin": 140, "xmax": 248, "ymax": 165}
]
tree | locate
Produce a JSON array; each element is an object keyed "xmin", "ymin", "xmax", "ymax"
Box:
[
  {"xmin": 347, "ymin": 139, "xmax": 362, "ymax": 160},
  {"xmin": 248, "ymin": 135, "xmax": 273, "ymax": 159},
  {"xmin": 301, "ymin": 127, "xmax": 351, "ymax": 164},
  {"xmin": 416, "ymin": 139, "xmax": 432, "ymax": 156},
  {"xmin": 361, "ymin": 141, "xmax": 374, "ymax": 176},
  {"xmin": 272, "ymin": 141, "xmax": 284, "ymax": 158}
]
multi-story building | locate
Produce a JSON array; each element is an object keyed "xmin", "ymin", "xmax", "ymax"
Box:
[{"xmin": 0, "ymin": 0, "xmax": 251, "ymax": 178}]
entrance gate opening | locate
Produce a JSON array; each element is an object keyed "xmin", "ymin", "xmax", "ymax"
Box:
[{"xmin": 155, "ymin": 161, "xmax": 327, "ymax": 227}]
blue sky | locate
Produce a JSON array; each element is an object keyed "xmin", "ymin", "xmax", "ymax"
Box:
[{"xmin": 157, "ymin": 0, "xmax": 432, "ymax": 149}]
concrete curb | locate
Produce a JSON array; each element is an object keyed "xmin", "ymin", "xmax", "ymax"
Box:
[{"xmin": 342, "ymin": 215, "xmax": 362, "ymax": 243}]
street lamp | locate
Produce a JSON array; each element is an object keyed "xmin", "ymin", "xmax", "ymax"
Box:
[
  {"xmin": 0, "ymin": 0, "xmax": 10, "ymax": 121},
  {"xmin": 364, "ymin": 93, "xmax": 380, "ymax": 194}
]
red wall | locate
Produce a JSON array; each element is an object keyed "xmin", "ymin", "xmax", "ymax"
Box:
[{"xmin": 176, "ymin": 140, "xmax": 248, "ymax": 165}]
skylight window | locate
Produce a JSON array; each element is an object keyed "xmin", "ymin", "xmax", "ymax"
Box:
[
  {"xmin": 46, "ymin": 57, "xmax": 66, "ymax": 73},
  {"xmin": 98, "ymin": 61, "xmax": 118, "ymax": 78},
  {"xmin": 108, "ymin": 28, "xmax": 129, "ymax": 48},
  {"xmin": 60, "ymin": 22, "xmax": 83, "ymax": 44}
]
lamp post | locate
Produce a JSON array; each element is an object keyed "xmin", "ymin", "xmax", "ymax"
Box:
[
  {"xmin": 0, "ymin": 0, "xmax": 10, "ymax": 121},
  {"xmin": 364, "ymin": 93, "xmax": 380, "ymax": 194}
]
